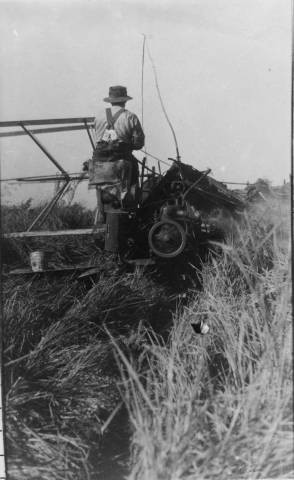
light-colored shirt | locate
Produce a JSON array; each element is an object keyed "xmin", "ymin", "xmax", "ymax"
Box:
[{"xmin": 93, "ymin": 105, "xmax": 145, "ymax": 150}]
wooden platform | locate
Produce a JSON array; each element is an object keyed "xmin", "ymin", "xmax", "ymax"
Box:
[
  {"xmin": 3, "ymin": 227, "xmax": 105, "ymax": 239},
  {"xmin": 5, "ymin": 258, "xmax": 155, "ymax": 277},
  {"xmin": 4, "ymin": 265, "xmax": 95, "ymax": 276}
]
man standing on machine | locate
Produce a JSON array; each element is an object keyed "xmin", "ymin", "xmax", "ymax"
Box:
[{"xmin": 88, "ymin": 85, "xmax": 145, "ymax": 225}]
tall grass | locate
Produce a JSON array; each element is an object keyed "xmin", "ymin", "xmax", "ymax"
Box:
[
  {"xmin": 3, "ymin": 196, "xmax": 291, "ymax": 479},
  {"xmin": 114, "ymin": 198, "xmax": 292, "ymax": 479},
  {"xmin": 2, "ymin": 201, "xmax": 98, "ymax": 268},
  {"xmin": 3, "ymin": 259, "xmax": 172, "ymax": 478},
  {"xmin": 2, "ymin": 200, "xmax": 94, "ymax": 233}
]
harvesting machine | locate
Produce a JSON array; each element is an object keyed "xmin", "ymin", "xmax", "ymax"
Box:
[{"xmin": 1, "ymin": 117, "xmax": 245, "ymax": 276}]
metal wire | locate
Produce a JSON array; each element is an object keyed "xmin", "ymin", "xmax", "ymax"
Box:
[
  {"xmin": 145, "ymin": 40, "xmax": 181, "ymax": 162},
  {"xmin": 141, "ymin": 34, "xmax": 146, "ymax": 130}
]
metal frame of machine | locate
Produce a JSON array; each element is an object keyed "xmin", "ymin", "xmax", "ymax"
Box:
[
  {"xmin": 1, "ymin": 117, "xmax": 245, "ymax": 275},
  {"xmin": 0, "ymin": 117, "xmax": 161, "ymax": 239}
]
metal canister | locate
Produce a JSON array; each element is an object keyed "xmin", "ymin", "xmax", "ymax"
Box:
[
  {"xmin": 30, "ymin": 251, "xmax": 45, "ymax": 272},
  {"xmin": 104, "ymin": 210, "xmax": 130, "ymax": 253}
]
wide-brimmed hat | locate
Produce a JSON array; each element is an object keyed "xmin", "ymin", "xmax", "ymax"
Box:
[{"xmin": 103, "ymin": 85, "xmax": 132, "ymax": 103}]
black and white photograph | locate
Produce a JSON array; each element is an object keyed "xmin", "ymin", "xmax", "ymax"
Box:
[{"xmin": 0, "ymin": 1, "xmax": 292, "ymax": 479}]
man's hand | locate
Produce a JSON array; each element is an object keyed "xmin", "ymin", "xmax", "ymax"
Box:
[{"xmin": 82, "ymin": 160, "xmax": 89, "ymax": 172}]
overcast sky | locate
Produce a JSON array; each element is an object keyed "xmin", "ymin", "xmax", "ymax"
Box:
[{"xmin": 0, "ymin": 0, "xmax": 291, "ymax": 206}]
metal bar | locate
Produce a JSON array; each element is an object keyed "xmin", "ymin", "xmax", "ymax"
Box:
[
  {"xmin": 142, "ymin": 149, "xmax": 171, "ymax": 166},
  {"xmin": 4, "ymin": 227, "xmax": 105, "ymax": 238},
  {"xmin": 0, "ymin": 117, "xmax": 95, "ymax": 128},
  {"xmin": 157, "ymin": 160, "xmax": 162, "ymax": 176},
  {"xmin": 219, "ymin": 181, "xmax": 252, "ymax": 186},
  {"xmin": 26, "ymin": 198, "xmax": 60, "ymax": 232},
  {"xmin": 84, "ymin": 120, "xmax": 95, "ymax": 150},
  {"xmin": 18, "ymin": 175, "xmax": 87, "ymax": 183},
  {"xmin": 152, "ymin": 166, "xmax": 156, "ymax": 188},
  {"xmin": 140, "ymin": 157, "xmax": 146, "ymax": 190},
  {"xmin": 1, "ymin": 169, "xmax": 154, "ymax": 183},
  {"xmin": 192, "ymin": 186, "xmax": 244, "ymax": 207},
  {"xmin": 5, "ymin": 265, "xmax": 100, "ymax": 277},
  {"xmin": 1, "ymin": 173, "xmax": 89, "ymax": 183},
  {"xmin": 20, "ymin": 124, "xmax": 70, "ymax": 178},
  {"xmin": 17, "ymin": 177, "xmax": 70, "ymax": 184},
  {"xmin": 135, "ymin": 157, "xmax": 160, "ymax": 176},
  {"xmin": 183, "ymin": 169, "xmax": 211, "ymax": 200},
  {"xmin": 27, "ymin": 181, "xmax": 69, "ymax": 231},
  {"xmin": 6, "ymin": 264, "xmax": 108, "ymax": 277},
  {"xmin": 6, "ymin": 176, "xmax": 87, "ymax": 183},
  {"xmin": 139, "ymin": 157, "xmax": 146, "ymax": 204},
  {"xmin": 0, "ymin": 125, "xmax": 91, "ymax": 138},
  {"xmin": 37, "ymin": 182, "xmax": 69, "ymax": 226}
]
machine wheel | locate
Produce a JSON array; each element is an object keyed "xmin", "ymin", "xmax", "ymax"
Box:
[{"xmin": 148, "ymin": 219, "xmax": 187, "ymax": 258}]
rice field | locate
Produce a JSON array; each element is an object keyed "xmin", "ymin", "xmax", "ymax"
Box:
[{"xmin": 2, "ymin": 195, "xmax": 292, "ymax": 479}]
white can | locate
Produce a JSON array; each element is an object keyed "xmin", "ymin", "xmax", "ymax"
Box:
[
  {"xmin": 30, "ymin": 251, "xmax": 45, "ymax": 272},
  {"xmin": 200, "ymin": 321, "xmax": 210, "ymax": 335}
]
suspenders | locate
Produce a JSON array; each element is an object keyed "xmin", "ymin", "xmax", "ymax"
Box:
[{"xmin": 105, "ymin": 107, "xmax": 125, "ymax": 130}]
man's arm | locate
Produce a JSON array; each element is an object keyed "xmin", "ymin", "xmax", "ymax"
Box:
[
  {"xmin": 93, "ymin": 111, "xmax": 108, "ymax": 144},
  {"xmin": 129, "ymin": 114, "xmax": 145, "ymax": 150}
]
